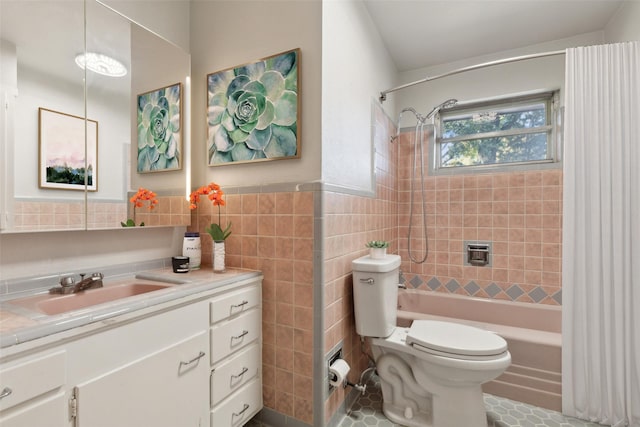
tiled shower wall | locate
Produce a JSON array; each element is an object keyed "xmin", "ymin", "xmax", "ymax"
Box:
[{"xmin": 397, "ymin": 133, "xmax": 563, "ymax": 305}]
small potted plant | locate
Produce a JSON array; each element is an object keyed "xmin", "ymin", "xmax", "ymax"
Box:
[
  {"xmin": 366, "ymin": 240, "xmax": 389, "ymax": 259},
  {"xmin": 189, "ymin": 182, "xmax": 231, "ymax": 273}
]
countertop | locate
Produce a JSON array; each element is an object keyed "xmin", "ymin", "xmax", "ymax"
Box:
[{"xmin": 0, "ymin": 267, "xmax": 262, "ymax": 349}]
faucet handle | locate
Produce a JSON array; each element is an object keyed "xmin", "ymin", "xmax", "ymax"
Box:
[
  {"xmin": 90, "ymin": 272, "xmax": 104, "ymax": 280},
  {"xmin": 59, "ymin": 276, "xmax": 76, "ymax": 287}
]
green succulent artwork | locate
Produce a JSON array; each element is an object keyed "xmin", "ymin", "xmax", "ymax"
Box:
[
  {"xmin": 137, "ymin": 82, "xmax": 181, "ymax": 172},
  {"xmin": 207, "ymin": 49, "xmax": 300, "ymax": 165}
]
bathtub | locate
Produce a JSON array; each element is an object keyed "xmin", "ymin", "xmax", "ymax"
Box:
[{"xmin": 397, "ymin": 289, "xmax": 562, "ymax": 411}]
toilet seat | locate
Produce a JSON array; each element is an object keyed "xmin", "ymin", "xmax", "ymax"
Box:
[{"xmin": 407, "ymin": 320, "xmax": 507, "ymax": 361}]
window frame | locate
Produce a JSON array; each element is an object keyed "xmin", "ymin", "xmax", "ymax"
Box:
[{"xmin": 429, "ymin": 90, "xmax": 562, "ymax": 175}]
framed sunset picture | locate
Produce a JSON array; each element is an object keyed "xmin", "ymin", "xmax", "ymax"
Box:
[{"xmin": 38, "ymin": 107, "xmax": 98, "ymax": 191}]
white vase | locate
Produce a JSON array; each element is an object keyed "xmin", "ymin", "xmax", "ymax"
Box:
[
  {"xmin": 370, "ymin": 247, "xmax": 387, "ymax": 259},
  {"xmin": 212, "ymin": 241, "xmax": 226, "ymax": 273}
]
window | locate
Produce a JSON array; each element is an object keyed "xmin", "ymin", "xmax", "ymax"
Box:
[{"xmin": 431, "ymin": 91, "xmax": 561, "ymax": 174}]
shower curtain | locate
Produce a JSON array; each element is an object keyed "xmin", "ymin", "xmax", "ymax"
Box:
[{"xmin": 562, "ymin": 41, "xmax": 640, "ymax": 426}]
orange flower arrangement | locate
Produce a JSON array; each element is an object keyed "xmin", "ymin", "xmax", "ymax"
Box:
[
  {"xmin": 189, "ymin": 182, "xmax": 231, "ymax": 241},
  {"xmin": 121, "ymin": 187, "xmax": 158, "ymax": 227}
]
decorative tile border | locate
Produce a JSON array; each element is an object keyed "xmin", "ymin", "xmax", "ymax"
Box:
[{"xmin": 402, "ymin": 274, "xmax": 562, "ymax": 305}]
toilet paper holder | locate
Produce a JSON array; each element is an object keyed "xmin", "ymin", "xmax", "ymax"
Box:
[{"xmin": 328, "ymin": 356, "xmax": 366, "ymax": 395}]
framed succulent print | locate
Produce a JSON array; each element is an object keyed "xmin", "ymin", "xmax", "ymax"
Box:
[
  {"xmin": 38, "ymin": 107, "xmax": 98, "ymax": 191},
  {"xmin": 207, "ymin": 48, "xmax": 300, "ymax": 166},
  {"xmin": 137, "ymin": 82, "xmax": 182, "ymax": 173}
]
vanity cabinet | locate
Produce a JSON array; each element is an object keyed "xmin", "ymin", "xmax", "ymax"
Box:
[{"xmin": 0, "ymin": 274, "xmax": 263, "ymax": 427}]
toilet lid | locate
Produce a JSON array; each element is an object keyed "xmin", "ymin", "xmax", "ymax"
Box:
[{"xmin": 406, "ymin": 320, "xmax": 507, "ymax": 357}]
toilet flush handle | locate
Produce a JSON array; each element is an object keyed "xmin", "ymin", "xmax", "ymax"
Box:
[{"xmin": 359, "ymin": 278, "xmax": 375, "ymax": 285}]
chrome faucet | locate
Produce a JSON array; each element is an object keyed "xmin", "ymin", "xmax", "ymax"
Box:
[{"xmin": 50, "ymin": 272, "xmax": 104, "ymax": 294}]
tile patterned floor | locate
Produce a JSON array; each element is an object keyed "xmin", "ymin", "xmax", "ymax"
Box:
[{"xmin": 247, "ymin": 374, "xmax": 607, "ymax": 427}]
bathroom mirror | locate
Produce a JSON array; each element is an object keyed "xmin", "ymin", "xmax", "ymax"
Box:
[{"xmin": 0, "ymin": 0, "xmax": 191, "ymax": 233}]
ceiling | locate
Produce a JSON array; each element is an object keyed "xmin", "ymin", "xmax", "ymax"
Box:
[
  {"xmin": 363, "ymin": 0, "xmax": 626, "ymax": 72},
  {"xmin": 3, "ymin": 1, "xmax": 627, "ymax": 83}
]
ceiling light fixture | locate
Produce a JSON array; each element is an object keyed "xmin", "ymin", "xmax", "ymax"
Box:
[{"xmin": 75, "ymin": 52, "xmax": 127, "ymax": 77}]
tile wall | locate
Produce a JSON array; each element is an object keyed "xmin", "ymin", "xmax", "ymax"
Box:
[
  {"xmin": 12, "ymin": 200, "xmax": 85, "ymax": 231},
  {"xmin": 128, "ymin": 196, "xmax": 191, "ymax": 227},
  {"xmin": 323, "ymin": 104, "xmax": 398, "ymax": 422},
  {"xmin": 11, "ymin": 196, "xmax": 190, "ymax": 231},
  {"xmin": 191, "ymin": 191, "xmax": 316, "ymax": 425}
]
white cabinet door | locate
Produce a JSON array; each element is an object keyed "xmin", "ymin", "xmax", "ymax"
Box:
[{"xmin": 75, "ymin": 331, "xmax": 209, "ymax": 427}]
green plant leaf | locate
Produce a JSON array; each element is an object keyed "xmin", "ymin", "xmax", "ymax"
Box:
[
  {"xmin": 205, "ymin": 222, "xmax": 232, "ymax": 241},
  {"xmin": 121, "ymin": 219, "xmax": 136, "ymax": 227},
  {"xmin": 366, "ymin": 240, "xmax": 389, "ymax": 248}
]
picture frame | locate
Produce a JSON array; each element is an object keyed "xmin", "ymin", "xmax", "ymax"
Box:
[
  {"xmin": 207, "ymin": 48, "xmax": 301, "ymax": 166},
  {"xmin": 38, "ymin": 107, "xmax": 98, "ymax": 191},
  {"xmin": 136, "ymin": 82, "xmax": 182, "ymax": 173}
]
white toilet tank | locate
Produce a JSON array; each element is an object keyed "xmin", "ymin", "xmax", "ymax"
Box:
[{"xmin": 352, "ymin": 254, "xmax": 401, "ymax": 338}]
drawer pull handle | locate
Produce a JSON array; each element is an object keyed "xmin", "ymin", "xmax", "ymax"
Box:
[
  {"xmin": 231, "ymin": 330, "xmax": 249, "ymax": 341},
  {"xmin": 231, "ymin": 300, "xmax": 249, "ymax": 309},
  {"xmin": 0, "ymin": 387, "xmax": 12, "ymax": 400},
  {"xmin": 231, "ymin": 366, "xmax": 249, "ymax": 379},
  {"xmin": 232, "ymin": 403, "xmax": 250, "ymax": 418},
  {"xmin": 179, "ymin": 351, "xmax": 205, "ymax": 367}
]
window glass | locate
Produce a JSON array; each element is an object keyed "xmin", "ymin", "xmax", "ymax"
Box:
[{"xmin": 433, "ymin": 91, "xmax": 560, "ymax": 173}]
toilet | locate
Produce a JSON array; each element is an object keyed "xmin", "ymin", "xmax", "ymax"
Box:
[{"xmin": 352, "ymin": 254, "xmax": 511, "ymax": 427}]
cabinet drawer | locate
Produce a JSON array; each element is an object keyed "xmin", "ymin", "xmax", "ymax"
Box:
[
  {"xmin": 210, "ymin": 378, "xmax": 262, "ymax": 427},
  {"xmin": 210, "ymin": 309, "xmax": 260, "ymax": 365},
  {"xmin": 211, "ymin": 342, "xmax": 260, "ymax": 406},
  {"xmin": 0, "ymin": 350, "xmax": 66, "ymax": 412},
  {"xmin": 210, "ymin": 285, "xmax": 260, "ymax": 325},
  {"xmin": 0, "ymin": 392, "xmax": 66, "ymax": 427}
]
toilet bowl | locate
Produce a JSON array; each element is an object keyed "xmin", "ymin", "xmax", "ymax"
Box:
[{"xmin": 352, "ymin": 254, "xmax": 511, "ymax": 427}]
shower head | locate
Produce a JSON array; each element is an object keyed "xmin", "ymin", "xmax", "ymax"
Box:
[
  {"xmin": 392, "ymin": 106, "xmax": 428, "ymax": 143},
  {"xmin": 425, "ymin": 98, "xmax": 458, "ymax": 120},
  {"xmin": 398, "ymin": 107, "xmax": 426, "ymax": 123}
]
